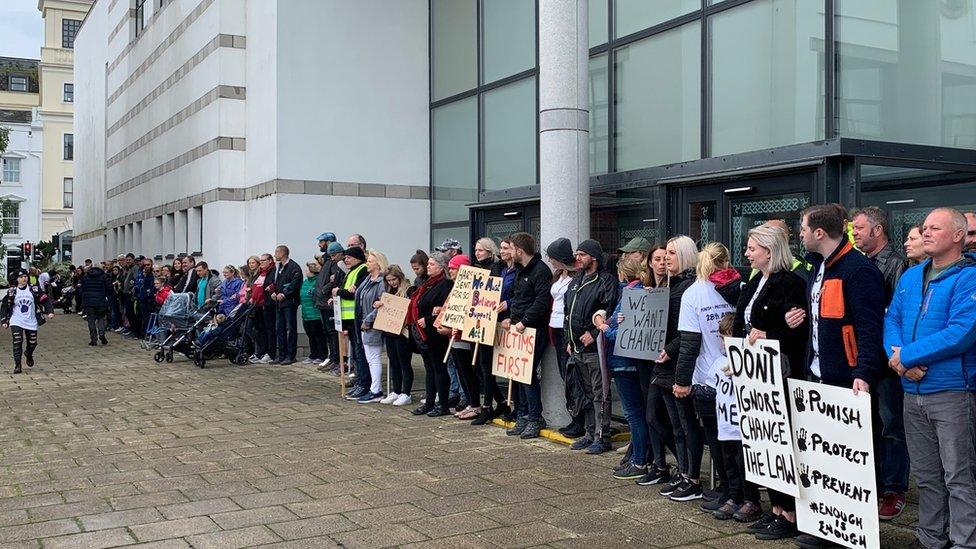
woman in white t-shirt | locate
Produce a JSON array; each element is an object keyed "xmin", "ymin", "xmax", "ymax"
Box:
[
  {"xmin": 667, "ymin": 243, "xmax": 740, "ymax": 503},
  {"xmin": 545, "ymin": 237, "xmax": 581, "ymax": 437},
  {"xmin": 1, "ymin": 269, "xmax": 55, "ymax": 374}
]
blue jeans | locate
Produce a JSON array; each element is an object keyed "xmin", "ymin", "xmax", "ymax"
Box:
[
  {"xmin": 275, "ymin": 306, "xmax": 298, "ymax": 361},
  {"xmin": 516, "ymin": 327, "xmax": 548, "ymax": 423},
  {"xmin": 345, "ymin": 321, "xmax": 370, "ymax": 389},
  {"xmin": 876, "ymin": 375, "xmax": 910, "ymax": 494},
  {"xmin": 447, "ymin": 354, "xmax": 463, "ymax": 399},
  {"xmin": 614, "ymin": 370, "xmax": 648, "ymax": 466}
]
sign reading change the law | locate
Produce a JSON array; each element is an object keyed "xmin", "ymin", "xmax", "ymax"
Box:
[
  {"xmin": 461, "ymin": 270, "xmax": 502, "ymax": 345},
  {"xmin": 727, "ymin": 337, "xmax": 799, "ymax": 497},
  {"xmin": 789, "ymin": 380, "xmax": 879, "ymax": 549},
  {"xmin": 491, "ymin": 325, "xmax": 537, "ymax": 384},
  {"xmin": 613, "ymin": 287, "xmax": 669, "ymax": 360},
  {"xmin": 374, "ymin": 293, "xmax": 411, "ymax": 335}
]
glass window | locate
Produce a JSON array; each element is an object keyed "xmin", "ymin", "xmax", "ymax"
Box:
[
  {"xmin": 483, "ymin": 76, "xmax": 536, "ymax": 191},
  {"xmin": 615, "ymin": 23, "xmax": 700, "ymax": 171},
  {"xmin": 590, "ymin": 188, "xmax": 661, "ymax": 252},
  {"xmin": 64, "ymin": 83, "xmax": 74, "ymax": 103},
  {"xmin": 63, "ymin": 134, "xmax": 73, "ymax": 160},
  {"xmin": 481, "ymin": 0, "xmax": 535, "ymax": 84},
  {"xmin": 63, "ymin": 178, "xmax": 74, "ymax": 209},
  {"xmin": 430, "ymin": 226, "xmax": 468, "ymax": 258},
  {"xmin": 589, "ymin": 54, "xmax": 609, "ymax": 175},
  {"xmin": 432, "ymin": 97, "xmax": 478, "ymax": 224},
  {"xmin": 62, "ymin": 18, "xmax": 81, "ymax": 48},
  {"xmin": 837, "ymin": 1, "xmax": 976, "ymax": 149},
  {"xmin": 589, "ymin": 0, "xmax": 608, "ymax": 48},
  {"xmin": 614, "ymin": 0, "xmax": 699, "ymax": 39},
  {"xmin": 432, "ymin": 0, "xmax": 477, "ymax": 101},
  {"xmin": 1, "ymin": 201, "xmax": 20, "ymax": 235},
  {"xmin": 729, "ymin": 192, "xmax": 810, "ymax": 267},
  {"xmin": 690, "ymin": 201, "xmax": 716, "ymax": 250},
  {"xmin": 135, "ymin": 0, "xmax": 146, "ymax": 36},
  {"xmin": 710, "ymin": 0, "xmax": 825, "ymax": 157},
  {"xmin": 9, "ymin": 75, "xmax": 27, "ymax": 92},
  {"xmin": 2, "ymin": 158, "xmax": 21, "ymax": 183}
]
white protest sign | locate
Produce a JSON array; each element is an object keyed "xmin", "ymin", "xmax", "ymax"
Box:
[
  {"xmin": 727, "ymin": 337, "xmax": 799, "ymax": 497},
  {"xmin": 790, "ymin": 380, "xmax": 878, "ymax": 549},
  {"xmin": 613, "ymin": 287, "xmax": 668, "ymax": 360},
  {"xmin": 713, "ymin": 359, "xmax": 739, "ymax": 441},
  {"xmin": 491, "ymin": 325, "xmax": 536, "ymax": 384},
  {"xmin": 332, "ymin": 298, "xmax": 342, "ymax": 331}
]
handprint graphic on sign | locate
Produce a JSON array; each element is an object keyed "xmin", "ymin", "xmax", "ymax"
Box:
[
  {"xmin": 793, "ymin": 387, "xmax": 806, "ymax": 412},
  {"xmin": 796, "ymin": 428, "xmax": 807, "ymax": 452}
]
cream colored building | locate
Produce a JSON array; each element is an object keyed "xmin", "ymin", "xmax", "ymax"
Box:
[{"xmin": 36, "ymin": 0, "xmax": 92, "ymax": 243}]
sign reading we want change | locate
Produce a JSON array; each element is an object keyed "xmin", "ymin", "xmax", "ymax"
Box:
[
  {"xmin": 790, "ymin": 380, "xmax": 879, "ymax": 549},
  {"xmin": 441, "ymin": 265, "xmax": 503, "ymax": 345},
  {"xmin": 613, "ymin": 287, "xmax": 668, "ymax": 360}
]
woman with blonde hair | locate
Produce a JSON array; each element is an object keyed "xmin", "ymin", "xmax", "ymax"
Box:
[
  {"xmin": 354, "ymin": 250, "xmax": 390, "ymax": 403},
  {"xmin": 473, "ymin": 237, "xmax": 500, "ymax": 270},
  {"xmin": 378, "ymin": 264, "xmax": 415, "ymax": 406},
  {"xmin": 667, "ymin": 242, "xmax": 740, "ymax": 504}
]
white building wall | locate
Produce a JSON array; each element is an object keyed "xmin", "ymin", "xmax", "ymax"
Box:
[
  {"xmin": 244, "ymin": 0, "xmax": 276, "ymax": 187},
  {"xmin": 0, "ymin": 119, "xmax": 44, "ymax": 247}
]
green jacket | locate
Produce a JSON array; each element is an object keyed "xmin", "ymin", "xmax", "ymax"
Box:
[{"xmin": 300, "ymin": 276, "xmax": 321, "ymax": 321}]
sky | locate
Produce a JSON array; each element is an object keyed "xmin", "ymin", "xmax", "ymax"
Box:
[{"xmin": 0, "ymin": 0, "xmax": 45, "ymax": 60}]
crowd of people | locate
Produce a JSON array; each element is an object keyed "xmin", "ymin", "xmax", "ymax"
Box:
[{"xmin": 8, "ymin": 204, "xmax": 976, "ymax": 549}]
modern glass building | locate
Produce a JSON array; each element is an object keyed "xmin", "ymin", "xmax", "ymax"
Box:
[{"xmin": 431, "ymin": 0, "xmax": 976, "ymax": 267}]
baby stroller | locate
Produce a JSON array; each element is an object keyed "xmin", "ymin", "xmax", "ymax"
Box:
[
  {"xmin": 152, "ymin": 293, "xmax": 206, "ymax": 363},
  {"xmin": 189, "ymin": 301, "xmax": 253, "ymax": 368},
  {"xmin": 54, "ymin": 286, "xmax": 75, "ymax": 314}
]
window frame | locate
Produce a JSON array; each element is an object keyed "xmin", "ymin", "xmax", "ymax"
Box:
[
  {"xmin": 135, "ymin": 0, "xmax": 147, "ymax": 37},
  {"xmin": 9, "ymin": 75, "xmax": 28, "ymax": 92},
  {"xmin": 2, "ymin": 158, "xmax": 22, "ymax": 183},
  {"xmin": 63, "ymin": 134, "xmax": 74, "ymax": 161},
  {"xmin": 62, "ymin": 18, "xmax": 81, "ymax": 49},
  {"xmin": 1, "ymin": 201, "xmax": 21, "ymax": 236},
  {"xmin": 63, "ymin": 83, "xmax": 74, "ymax": 103},
  {"xmin": 63, "ymin": 177, "xmax": 74, "ymax": 209}
]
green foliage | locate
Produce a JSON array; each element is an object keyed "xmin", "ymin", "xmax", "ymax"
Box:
[{"xmin": 0, "ymin": 126, "xmax": 9, "ymax": 155}]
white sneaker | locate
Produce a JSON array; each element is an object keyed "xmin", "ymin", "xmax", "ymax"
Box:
[
  {"xmin": 420, "ymin": 398, "xmax": 427, "ymax": 405},
  {"xmin": 393, "ymin": 394, "xmax": 412, "ymax": 406},
  {"xmin": 380, "ymin": 392, "xmax": 399, "ymax": 404},
  {"xmin": 258, "ymin": 354, "xmax": 272, "ymax": 364},
  {"xmin": 320, "ymin": 358, "xmax": 333, "ymax": 367},
  {"xmin": 301, "ymin": 357, "xmax": 314, "ymax": 364}
]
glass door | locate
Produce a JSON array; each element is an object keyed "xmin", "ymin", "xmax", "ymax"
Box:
[{"xmin": 477, "ymin": 204, "xmax": 541, "ymax": 247}]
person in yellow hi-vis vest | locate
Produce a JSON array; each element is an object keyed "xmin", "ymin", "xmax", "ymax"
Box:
[{"xmin": 333, "ymin": 246, "xmax": 370, "ymax": 400}]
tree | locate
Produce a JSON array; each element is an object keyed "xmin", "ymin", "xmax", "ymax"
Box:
[{"xmin": 0, "ymin": 126, "xmax": 9, "ymax": 155}]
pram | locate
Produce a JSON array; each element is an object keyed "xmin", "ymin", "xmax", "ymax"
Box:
[
  {"xmin": 188, "ymin": 301, "xmax": 252, "ymax": 368},
  {"xmin": 152, "ymin": 293, "xmax": 206, "ymax": 363}
]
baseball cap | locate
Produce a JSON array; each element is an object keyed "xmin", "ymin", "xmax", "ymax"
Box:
[
  {"xmin": 326, "ymin": 242, "xmax": 344, "ymax": 255},
  {"xmin": 618, "ymin": 237, "xmax": 652, "ymax": 254},
  {"xmin": 436, "ymin": 238, "xmax": 461, "ymax": 252},
  {"xmin": 316, "ymin": 232, "xmax": 336, "ymax": 243}
]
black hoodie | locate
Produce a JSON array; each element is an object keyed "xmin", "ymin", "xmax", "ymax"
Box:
[{"xmin": 80, "ymin": 267, "xmax": 112, "ymax": 307}]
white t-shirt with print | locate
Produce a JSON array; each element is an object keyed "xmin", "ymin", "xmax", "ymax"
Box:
[
  {"xmin": 677, "ymin": 279, "xmax": 736, "ymax": 388},
  {"xmin": 9, "ymin": 287, "xmax": 38, "ymax": 331}
]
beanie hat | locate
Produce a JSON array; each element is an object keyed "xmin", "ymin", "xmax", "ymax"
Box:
[
  {"xmin": 343, "ymin": 247, "xmax": 366, "ymax": 263},
  {"xmin": 326, "ymin": 242, "xmax": 344, "ymax": 255},
  {"xmin": 448, "ymin": 254, "xmax": 471, "ymax": 270},
  {"xmin": 576, "ymin": 239, "xmax": 604, "ymax": 265},
  {"xmin": 546, "ymin": 237, "xmax": 574, "ymax": 266}
]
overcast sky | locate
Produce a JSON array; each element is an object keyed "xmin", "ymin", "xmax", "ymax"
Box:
[{"xmin": 0, "ymin": 0, "xmax": 45, "ymax": 60}]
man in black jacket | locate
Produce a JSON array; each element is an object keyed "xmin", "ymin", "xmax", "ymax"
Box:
[
  {"xmin": 564, "ymin": 239, "xmax": 619, "ymax": 454},
  {"xmin": 80, "ymin": 265, "xmax": 113, "ymax": 345},
  {"xmin": 313, "ymin": 233, "xmax": 342, "ymax": 371},
  {"xmin": 502, "ymin": 232, "xmax": 553, "ymax": 440},
  {"xmin": 268, "ymin": 245, "xmax": 303, "ymax": 365}
]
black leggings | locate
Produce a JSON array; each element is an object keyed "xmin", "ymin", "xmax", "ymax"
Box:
[
  {"xmin": 451, "ymin": 346, "xmax": 481, "ymax": 408},
  {"xmin": 721, "ymin": 440, "xmax": 760, "ymax": 505},
  {"xmin": 651, "ymin": 384, "xmax": 689, "ymax": 475},
  {"xmin": 385, "ymin": 334, "xmax": 413, "ymax": 395},
  {"xmin": 11, "ymin": 326, "xmax": 37, "ymax": 367},
  {"xmin": 675, "ymin": 395, "xmax": 705, "ymax": 479},
  {"xmin": 477, "ymin": 342, "xmax": 506, "ymax": 409},
  {"xmin": 693, "ymin": 395, "xmax": 729, "ymax": 493},
  {"xmin": 421, "ymin": 342, "xmax": 449, "ymax": 410}
]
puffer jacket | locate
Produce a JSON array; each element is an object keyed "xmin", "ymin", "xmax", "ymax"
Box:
[
  {"xmin": 79, "ymin": 267, "xmax": 112, "ymax": 308},
  {"xmin": 508, "ymin": 253, "xmax": 553, "ymax": 330},
  {"xmin": 355, "ymin": 273, "xmax": 386, "ymax": 346},
  {"xmin": 651, "ymin": 269, "xmax": 696, "ymax": 388},
  {"xmin": 884, "ymin": 254, "xmax": 976, "ymax": 394},
  {"xmin": 564, "ymin": 266, "xmax": 619, "ymax": 354},
  {"xmin": 218, "ymin": 277, "xmax": 243, "ymax": 316}
]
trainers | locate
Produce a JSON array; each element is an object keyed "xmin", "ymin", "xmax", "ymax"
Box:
[
  {"xmin": 258, "ymin": 354, "xmax": 272, "ymax": 364},
  {"xmin": 700, "ymin": 497, "xmax": 726, "ymax": 512},
  {"xmin": 506, "ymin": 418, "xmax": 529, "ymax": 436},
  {"xmin": 345, "ymin": 387, "xmax": 368, "ymax": 400},
  {"xmin": 570, "ymin": 435, "xmax": 594, "ymax": 450},
  {"xmin": 711, "ymin": 499, "xmax": 741, "ymax": 521},
  {"xmin": 668, "ymin": 480, "xmax": 703, "ymax": 502},
  {"xmin": 659, "ymin": 474, "xmax": 685, "ymax": 496},
  {"xmin": 357, "ymin": 391, "xmax": 384, "ymax": 403},
  {"xmin": 879, "ymin": 491, "xmax": 905, "ymax": 521},
  {"xmin": 585, "ymin": 440, "xmax": 611, "ymax": 455},
  {"xmin": 301, "ymin": 357, "xmax": 314, "ymax": 364},
  {"xmin": 380, "ymin": 392, "xmax": 399, "ymax": 404},
  {"xmin": 392, "ymin": 394, "xmax": 412, "ymax": 406},
  {"xmin": 733, "ymin": 501, "xmax": 763, "ymax": 523},
  {"xmin": 793, "ymin": 534, "xmax": 839, "ymax": 548},
  {"xmin": 612, "ymin": 463, "xmax": 647, "ymax": 481},
  {"xmin": 636, "ymin": 466, "xmax": 671, "ymax": 486},
  {"xmin": 746, "ymin": 512, "xmax": 777, "ymax": 533},
  {"xmin": 320, "ymin": 358, "xmax": 333, "ymax": 368},
  {"xmin": 754, "ymin": 515, "xmax": 798, "ymax": 541},
  {"xmin": 519, "ymin": 419, "xmax": 546, "ymax": 439}
]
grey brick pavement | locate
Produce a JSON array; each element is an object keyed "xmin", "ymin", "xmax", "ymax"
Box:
[{"xmin": 0, "ymin": 316, "xmax": 917, "ymax": 547}]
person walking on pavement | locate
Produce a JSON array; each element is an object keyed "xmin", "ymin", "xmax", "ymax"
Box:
[
  {"xmin": 79, "ymin": 263, "xmax": 113, "ymax": 346},
  {"xmin": 268, "ymin": 245, "xmax": 303, "ymax": 365},
  {"xmin": 564, "ymin": 239, "xmax": 619, "ymax": 454},
  {"xmin": 1, "ymin": 269, "xmax": 54, "ymax": 374}
]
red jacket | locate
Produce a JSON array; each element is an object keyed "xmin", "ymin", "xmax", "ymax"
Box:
[{"xmin": 154, "ymin": 285, "xmax": 172, "ymax": 306}]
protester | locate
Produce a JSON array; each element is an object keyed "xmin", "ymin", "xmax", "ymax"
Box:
[
  {"xmin": 355, "ymin": 250, "xmax": 389, "ymax": 403},
  {"xmin": 494, "ymin": 238, "xmax": 519, "ymax": 419},
  {"xmin": 444, "ymin": 254, "xmax": 483, "ymax": 419},
  {"xmin": 248, "ymin": 255, "xmax": 276, "ymax": 364},
  {"xmin": 175, "ymin": 255, "xmax": 198, "ymax": 294},
  {"xmin": 313, "ymin": 235, "xmax": 341, "ymax": 371},
  {"xmin": 217, "ymin": 265, "xmax": 243, "ymax": 317},
  {"xmin": 300, "ymin": 260, "xmax": 327, "ymax": 365},
  {"xmin": 347, "ymin": 233, "xmax": 367, "ymax": 250},
  {"xmin": 194, "ymin": 262, "xmax": 220, "ymax": 309},
  {"xmin": 79, "ymin": 263, "xmax": 112, "ymax": 346},
  {"xmin": 336, "ymin": 246, "xmax": 369, "ymax": 396},
  {"xmin": 564, "ymin": 239, "xmax": 618, "ymax": 454},
  {"xmin": 732, "ymin": 224, "xmax": 808, "ymax": 535},
  {"xmin": 409, "ymin": 250, "xmax": 429, "ymax": 292},
  {"xmin": 379, "ymin": 265, "xmax": 413, "ymax": 406},
  {"xmin": 269, "ymin": 245, "xmax": 303, "ymax": 366},
  {"xmin": 1, "ymin": 269, "xmax": 54, "ymax": 373},
  {"xmin": 153, "ymin": 276, "xmax": 172, "ymax": 308},
  {"xmin": 436, "ymin": 238, "xmax": 462, "ymax": 259},
  {"xmin": 471, "ymin": 238, "xmax": 509, "ymax": 425},
  {"xmin": 547, "ymin": 237, "xmax": 583, "ymax": 437},
  {"xmin": 885, "ymin": 207, "xmax": 976, "ymax": 549},
  {"xmin": 407, "ymin": 252, "xmax": 453, "ymax": 417},
  {"xmin": 618, "ymin": 237, "xmax": 653, "ymax": 278},
  {"xmin": 648, "ymin": 245, "xmax": 668, "ymax": 288},
  {"xmin": 965, "ymin": 211, "xmax": 976, "ymax": 252},
  {"xmin": 107, "ymin": 265, "xmax": 123, "ymax": 331},
  {"xmin": 903, "ymin": 224, "xmax": 926, "ymax": 266},
  {"xmin": 502, "ymin": 233, "xmax": 552, "ymax": 440},
  {"xmin": 133, "ymin": 259, "xmax": 156, "ymax": 337}
]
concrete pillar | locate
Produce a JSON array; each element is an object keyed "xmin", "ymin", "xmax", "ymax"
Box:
[{"xmin": 538, "ymin": 0, "xmax": 589, "ymax": 429}]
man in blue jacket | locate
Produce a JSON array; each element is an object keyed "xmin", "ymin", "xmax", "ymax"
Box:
[{"xmin": 885, "ymin": 207, "xmax": 976, "ymax": 549}]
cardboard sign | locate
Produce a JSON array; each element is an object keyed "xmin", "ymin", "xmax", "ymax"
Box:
[
  {"xmin": 374, "ymin": 293, "xmax": 410, "ymax": 335},
  {"xmin": 790, "ymin": 380, "xmax": 879, "ymax": 549},
  {"xmin": 332, "ymin": 298, "xmax": 342, "ymax": 331},
  {"xmin": 613, "ymin": 287, "xmax": 668, "ymax": 359},
  {"xmin": 727, "ymin": 337, "xmax": 799, "ymax": 497},
  {"xmin": 441, "ymin": 265, "xmax": 483, "ymax": 330},
  {"xmin": 491, "ymin": 325, "xmax": 536, "ymax": 384},
  {"xmin": 461, "ymin": 270, "xmax": 503, "ymax": 345}
]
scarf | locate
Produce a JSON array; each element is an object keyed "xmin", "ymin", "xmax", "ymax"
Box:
[{"xmin": 406, "ymin": 271, "xmax": 445, "ymax": 342}]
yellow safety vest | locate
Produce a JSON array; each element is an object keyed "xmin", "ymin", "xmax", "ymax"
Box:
[{"xmin": 340, "ymin": 263, "xmax": 366, "ymax": 320}]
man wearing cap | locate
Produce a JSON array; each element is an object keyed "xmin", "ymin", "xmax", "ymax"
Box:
[
  {"xmin": 315, "ymin": 236, "xmax": 344, "ymax": 372},
  {"xmin": 1, "ymin": 269, "xmax": 54, "ymax": 373},
  {"xmin": 564, "ymin": 239, "xmax": 619, "ymax": 454},
  {"xmin": 333, "ymin": 246, "xmax": 370, "ymax": 398},
  {"xmin": 437, "ymin": 239, "xmax": 462, "ymax": 260},
  {"xmin": 618, "ymin": 237, "xmax": 653, "ymax": 266}
]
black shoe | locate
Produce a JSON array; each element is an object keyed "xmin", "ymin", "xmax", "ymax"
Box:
[
  {"xmin": 492, "ymin": 403, "xmax": 511, "ymax": 419},
  {"xmin": 612, "ymin": 463, "xmax": 647, "ymax": 481},
  {"xmin": 668, "ymin": 480, "xmax": 703, "ymax": 502},
  {"xmin": 793, "ymin": 534, "xmax": 838, "ymax": 548},
  {"xmin": 25, "ymin": 356, "xmax": 33, "ymax": 368},
  {"xmin": 570, "ymin": 435, "xmax": 594, "ymax": 450},
  {"xmin": 279, "ymin": 358, "xmax": 295, "ymax": 365},
  {"xmin": 412, "ymin": 404, "xmax": 433, "ymax": 416},
  {"xmin": 702, "ymin": 486, "xmax": 724, "ymax": 503},
  {"xmin": 506, "ymin": 418, "xmax": 529, "ymax": 436},
  {"xmin": 268, "ymin": 359, "xmax": 281, "ymax": 365},
  {"xmin": 426, "ymin": 407, "xmax": 450, "ymax": 418},
  {"xmin": 745, "ymin": 512, "xmax": 778, "ymax": 533},
  {"xmin": 447, "ymin": 395, "xmax": 461, "ymax": 409},
  {"xmin": 699, "ymin": 497, "xmax": 725, "ymax": 512},
  {"xmin": 13, "ymin": 366, "xmax": 22, "ymax": 374},
  {"xmin": 99, "ymin": 335, "xmax": 108, "ymax": 345},
  {"xmin": 733, "ymin": 501, "xmax": 764, "ymax": 523},
  {"xmin": 754, "ymin": 515, "xmax": 798, "ymax": 541},
  {"xmin": 658, "ymin": 474, "xmax": 685, "ymax": 496},
  {"xmin": 88, "ymin": 341, "xmax": 97, "ymax": 346},
  {"xmin": 636, "ymin": 466, "xmax": 671, "ymax": 486},
  {"xmin": 711, "ymin": 499, "xmax": 741, "ymax": 521},
  {"xmin": 470, "ymin": 408, "xmax": 492, "ymax": 426},
  {"xmin": 519, "ymin": 419, "xmax": 545, "ymax": 439}
]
